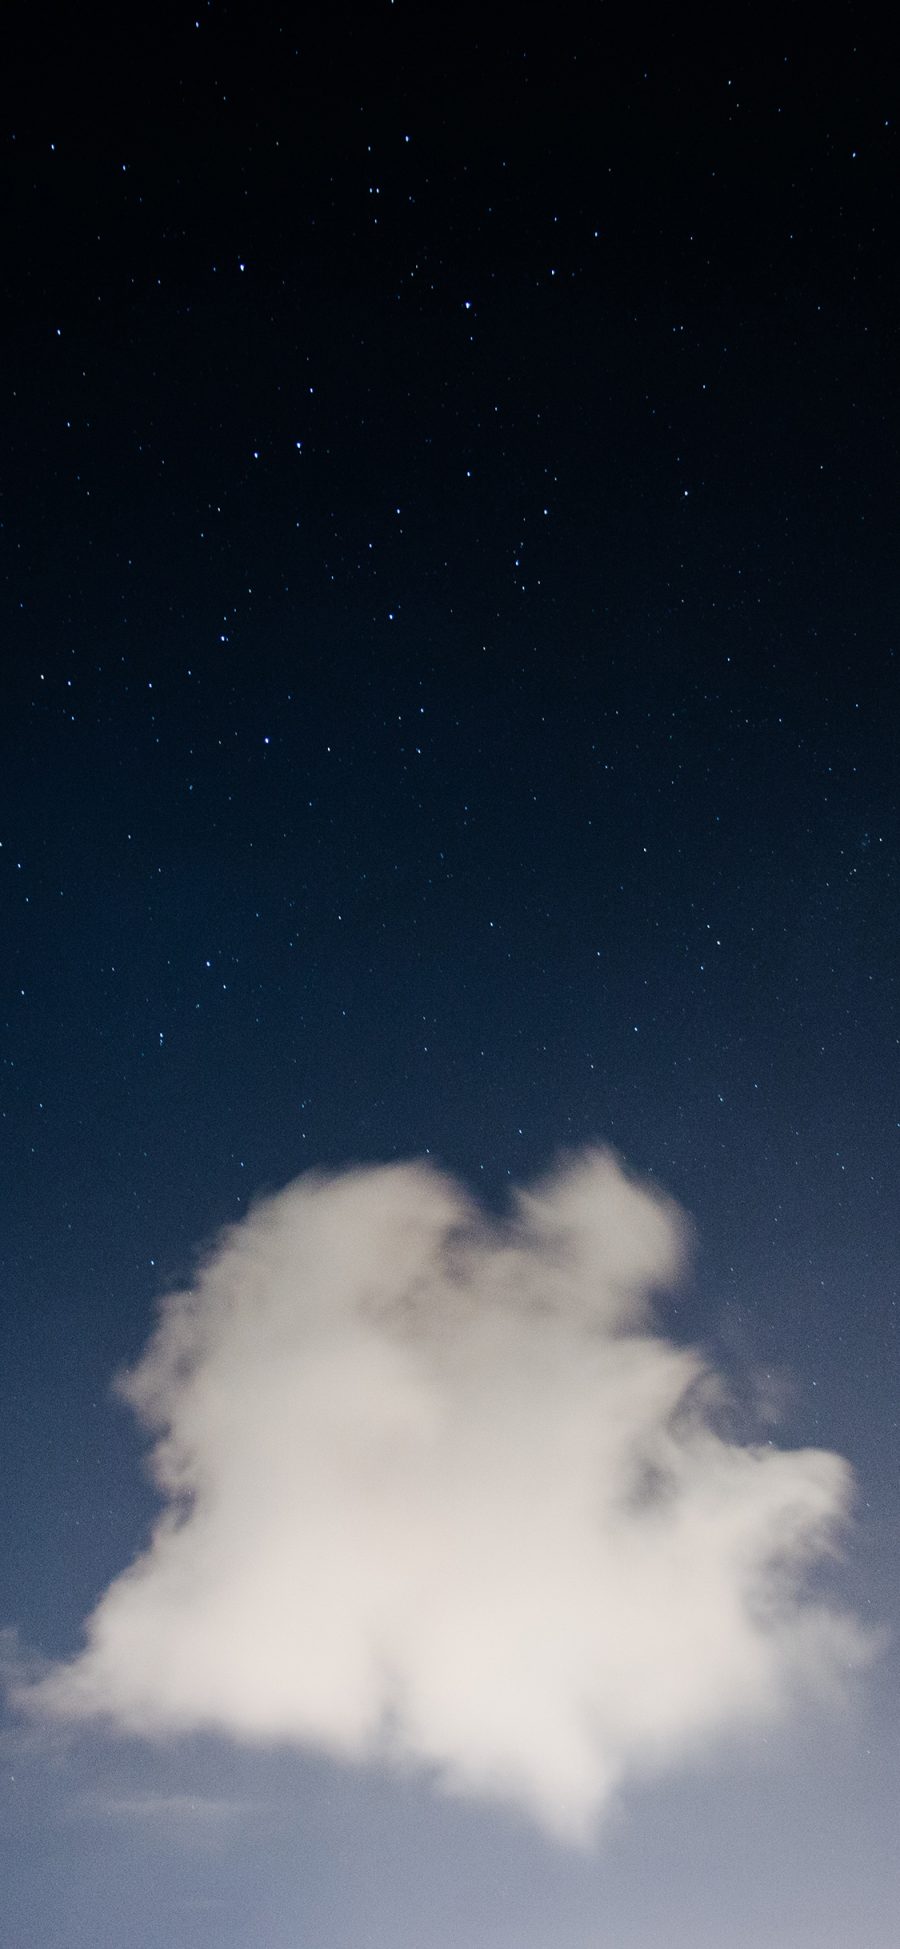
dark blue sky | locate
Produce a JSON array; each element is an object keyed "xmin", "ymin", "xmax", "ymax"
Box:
[{"xmin": 2, "ymin": 10, "xmax": 898, "ymax": 1944}]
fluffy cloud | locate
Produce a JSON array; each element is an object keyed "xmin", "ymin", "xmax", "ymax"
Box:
[{"xmin": 21, "ymin": 1151, "xmax": 869, "ymax": 1840}]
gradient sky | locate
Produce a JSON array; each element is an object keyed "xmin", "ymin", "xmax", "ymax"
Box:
[{"xmin": 2, "ymin": 10, "xmax": 898, "ymax": 1946}]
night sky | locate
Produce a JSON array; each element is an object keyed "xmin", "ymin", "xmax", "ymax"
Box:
[{"xmin": 2, "ymin": 10, "xmax": 899, "ymax": 1946}]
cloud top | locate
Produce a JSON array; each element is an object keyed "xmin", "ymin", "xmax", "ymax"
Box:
[{"xmin": 22, "ymin": 1150, "xmax": 869, "ymax": 1839}]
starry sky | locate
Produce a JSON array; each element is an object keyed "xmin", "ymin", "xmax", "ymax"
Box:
[{"xmin": 2, "ymin": 9, "xmax": 899, "ymax": 1946}]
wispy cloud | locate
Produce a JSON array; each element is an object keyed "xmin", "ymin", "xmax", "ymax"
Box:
[
  {"xmin": 16, "ymin": 1150, "xmax": 872, "ymax": 1841},
  {"xmin": 72, "ymin": 1790, "xmax": 260, "ymax": 1825}
]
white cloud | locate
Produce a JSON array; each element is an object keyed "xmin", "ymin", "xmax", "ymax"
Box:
[{"xmin": 18, "ymin": 1150, "xmax": 871, "ymax": 1841}]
